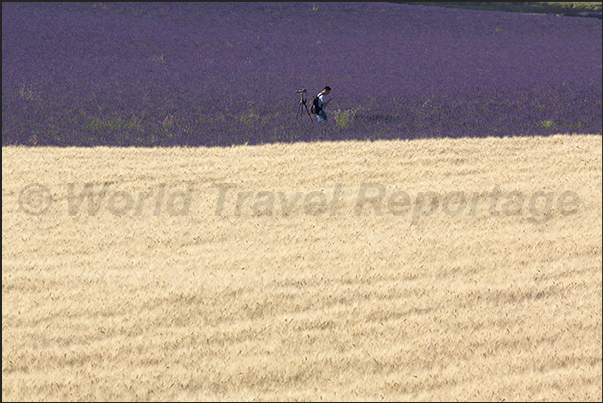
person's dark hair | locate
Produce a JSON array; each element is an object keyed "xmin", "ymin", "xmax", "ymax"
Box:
[{"xmin": 324, "ymin": 86, "xmax": 331, "ymax": 91}]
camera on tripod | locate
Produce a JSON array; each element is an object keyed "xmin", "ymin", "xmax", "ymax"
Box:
[{"xmin": 295, "ymin": 88, "xmax": 312, "ymax": 122}]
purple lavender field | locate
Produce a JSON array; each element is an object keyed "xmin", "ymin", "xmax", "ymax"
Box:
[{"xmin": 2, "ymin": 2, "xmax": 602, "ymax": 147}]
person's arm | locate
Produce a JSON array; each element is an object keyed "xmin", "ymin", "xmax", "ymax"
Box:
[{"xmin": 321, "ymin": 94, "xmax": 332, "ymax": 108}]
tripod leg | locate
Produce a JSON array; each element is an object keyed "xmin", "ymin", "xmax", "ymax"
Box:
[
  {"xmin": 304, "ymin": 102, "xmax": 313, "ymax": 122},
  {"xmin": 297, "ymin": 100, "xmax": 305, "ymax": 118}
]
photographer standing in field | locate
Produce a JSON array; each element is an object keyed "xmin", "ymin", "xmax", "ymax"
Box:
[{"xmin": 312, "ymin": 86, "xmax": 332, "ymax": 123}]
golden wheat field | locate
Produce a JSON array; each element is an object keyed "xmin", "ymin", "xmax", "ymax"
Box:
[{"xmin": 2, "ymin": 134, "xmax": 602, "ymax": 401}]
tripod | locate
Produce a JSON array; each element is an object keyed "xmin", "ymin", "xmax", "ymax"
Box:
[{"xmin": 296, "ymin": 91, "xmax": 314, "ymax": 122}]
